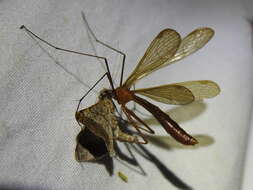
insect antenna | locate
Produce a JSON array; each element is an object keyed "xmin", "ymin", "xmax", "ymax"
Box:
[{"xmin": 81, "ymin": 12, "xmax": 126, "ymax": 87}]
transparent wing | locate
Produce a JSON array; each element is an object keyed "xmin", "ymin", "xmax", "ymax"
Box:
[
  {"xmin": 133, "ymin": 84, "xmax": 194, "ymax": 105},
  {"xmin": 123, "ymin": 29, "xmax": 181, "ymax": 88},
  {"xmin": 156, "ymin": 27, "xmax": 214, "ymax": 70},
  {"xmin": 124, "ymin": 28, "xmax": 214, "ymax": 88},
  {"xmin": 133, "ymin": 80, "xmax": 220, "ymax": 105},
  {"xmin": 173, "ymin": 80, "xmax": 220, "ymax": 101}
]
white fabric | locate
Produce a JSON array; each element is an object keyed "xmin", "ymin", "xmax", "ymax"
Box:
[
  {"xmin": 1, "ymin": 0, "xmax": 253, "ymax": 189},
  {"xmin": 242, "ymin": 113, "xmax": 253, "ymax": 190}
]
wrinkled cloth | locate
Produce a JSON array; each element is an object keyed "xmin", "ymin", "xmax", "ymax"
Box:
[{"xmin": 0, "ymin": 0, "xmax": 253, "ymax": 190}]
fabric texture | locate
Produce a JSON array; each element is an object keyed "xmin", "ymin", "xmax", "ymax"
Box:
[{"xmin": 0, "ymin": 0, "xmax": 253, "ymax": 189}]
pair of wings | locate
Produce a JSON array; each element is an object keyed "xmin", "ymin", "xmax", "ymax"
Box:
[{"xmin": 123, "ymin": 27, "xmax": 220, "ymax": 105}]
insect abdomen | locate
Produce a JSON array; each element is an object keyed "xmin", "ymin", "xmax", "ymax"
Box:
[{"xmin": 133, "ymin": 95, "xmax": 198, "ymax": 145}]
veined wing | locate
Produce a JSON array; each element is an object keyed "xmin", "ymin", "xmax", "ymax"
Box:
[
  {"xmin": 123, "ymin": 29, "xmax": 181, "ymax": 88},
  {"xmin": 133, "ymin": 80, "xmax": 220, "ymax": 105},
  {"xmin": 158, "ymin": 27, "xmax": 214, "ymax": 69},
  {"xmin": 123, "ymin": 28, "xmax": 214, "ymax": 88}
]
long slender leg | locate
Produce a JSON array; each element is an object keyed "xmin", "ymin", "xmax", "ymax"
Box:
[
  {"xmin": 76, "ymin": 73, "xmax": 108, "ymax": 113},
  {"xmin": 81, "ymin": 12, "xmax": 126, "ymax": 86},
  {"xmin": 123, "ymin": 107, "xmax": 152, "ymax": 133},
  {"xmin": 111, "ymin": 100, "xmax": 122, "ymax": 118},
  {"xmin": 20, "ymin": 25, "xmax": 115, "ymax": 90},
  {"xmin": 75, "ymin": 73, "xmax": 108, "ymax": 127},
  {"xmin": 124, "ymin": 107, "xmax": 155, "ymax": 134},
  {"xmin": 121, "ymin": 106, "xmax": 148, "ymax": 134},
  {"xmin": 121, "ymin": 105, "xmax": 148, "ymax": 144}
]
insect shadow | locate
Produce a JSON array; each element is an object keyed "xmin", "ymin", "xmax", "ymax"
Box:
[{"xmin": 117, "ymin": 117, "xmax": 194, "ymax": 190}]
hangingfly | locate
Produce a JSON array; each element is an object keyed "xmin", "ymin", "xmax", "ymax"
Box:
[{"xmin": 20, "ymin": 13, "xmax": 220, "ymax": 159}]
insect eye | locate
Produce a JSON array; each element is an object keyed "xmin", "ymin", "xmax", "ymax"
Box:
[
  {"xmin": 99, "ymin": 89, "xmax": 112, "ymax": 100},
  {"xmin": 99, "ymin": 92, "xmax": 106, "ymax": 99}
]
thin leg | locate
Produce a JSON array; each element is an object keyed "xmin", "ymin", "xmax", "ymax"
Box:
[
  {"xmin": 121, "ymin": 105, "xmax": 148, "ymax": 144},
  {"xmin": 122, "ymin": 107, "xmax": 149, "ymax": 133},
  {"xmin": 132, "ymin": 84, "xmax": 137, "ymax": 111},
  {"xmin": 81, "ymin": 12, "xmax": 126, "ymax": 87},
  {"xmin": 20, "ymin": 25, "xmax": 115, "ymax": 90},
  {"xmin": 75, "ymin": 73, "xmax": 109, "ymax": 127},
  {"xmin": 76, "ymin": 72, "xmax": 108, "ymax": 113},
  {"xmin": 111, "ymin": 100, "xmax": 122, "ymax": 118},
  {"xmin": 124, "ymin": 107, "xmax": 155, "ymax": 134}
]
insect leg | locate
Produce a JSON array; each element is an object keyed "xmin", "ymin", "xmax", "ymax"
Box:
[
  {"xmin": 123, "ymin": 106, "xmax": 155, "ymax": 134},
  {"xmin": 81, "ymin": 12, "xmax": 126, "ymax": 87},
  {"xmin": 75, "ymin": 72, "xmax": 110, "ymax": 127},
  {"xmin": 76, "ymin": 72, "xmax": 108, "ymax": 113},
  {"xmin": 20, "ymin": 25, "xmax": 115, "ymax": 91},
  {"xmin": 121, "ymin": 105, "xmax": 148, "ymax": 144},
  {"xmin": 113, "ymin": 129, "xmax": 137, "ymax": 143}
]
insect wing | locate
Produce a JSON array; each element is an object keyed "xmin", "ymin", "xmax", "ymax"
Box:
[
  {"xmin": 157, "ymin": 27, "xmax": 214, "ymax": 70},
  {"xmin": 133, "ymin": 80, "xmax": 220, "ymax": 105},
  {"xmin": 123, "ymin": 28, "xmax": 214, "ymax": 88},
  {"xmin": 172, "ymin": 80, "xmax": 220, "ymax": 101},
  {"xmin": 133, "ymin": 84, "xmax": 194, "ymax": 105},
  {"xmin": 123, "ymin": 29, "xmax": 181, "ymax": 88}
]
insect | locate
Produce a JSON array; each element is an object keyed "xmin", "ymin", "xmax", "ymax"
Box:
[
  {"xmin": 75, "ymin": 95, "xmax": 139, "ymax": 161},
  {"xmin": 20, "ymin": 15, "xmax": 220, "ymax": 150}
]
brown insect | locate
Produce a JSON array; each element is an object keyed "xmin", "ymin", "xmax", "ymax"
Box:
[
  {"xmin": 20, "ymin": 14, "xmax": 220, "ymax": 153},
  {"xmin": 75, "ymin": 96, "xmax": 138, "ymax": 161}
]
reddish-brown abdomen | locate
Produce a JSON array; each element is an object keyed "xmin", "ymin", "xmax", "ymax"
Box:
[{"xmin": 132, "ymin": 94, "xmax": 198, "ymax": 145}]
